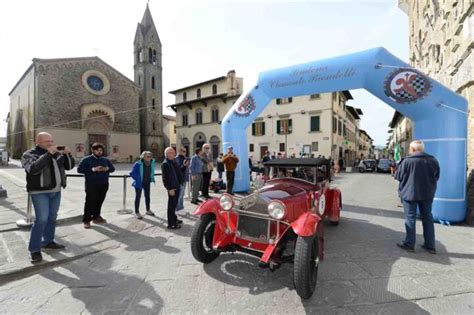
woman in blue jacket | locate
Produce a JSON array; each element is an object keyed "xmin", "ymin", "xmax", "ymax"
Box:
[{"xmin": 130, "ymin": 151, "xmax": 155, "ymax": 219}]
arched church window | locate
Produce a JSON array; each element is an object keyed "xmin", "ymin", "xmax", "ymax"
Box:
[
  {"xmin": 212, "ymin": 84, "xmax": 217, "ymax": 95},
  {"xmin": 148, "ymin": 48, "xmax": 153, "ymax": 63},
  {"xmin": 151, "ymin": 77, "xmax": 155, "ymax": 89},
  {"xmin": 197, "ymin": 88, "xmax": 201, "ymax": 98},
  {"xmin": 152, "ymin": 49, "xmax": 157, "ymax": 65},
  {"xmin": 152, "ymin": 98, "xmax": 155, "ymax": 109},
  {"xmin": 153, "ymin": 121, "xmax": 156, "ymax": 130}
]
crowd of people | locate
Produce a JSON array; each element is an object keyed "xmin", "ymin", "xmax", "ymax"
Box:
[
  {"xmin": 20, "ymin": 132, "xmax": 439, "ymax": 264},
  {"xmin": 20, "ymin": 133, "xmax": 240, "ymax": 263}
]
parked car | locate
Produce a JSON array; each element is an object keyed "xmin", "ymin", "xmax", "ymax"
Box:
[
  {"xmin": 377, "ymin": 159, "xmax": 392, "ymax": 173},
  {"xmin": 190, "ymin": 158, "xmax": 342, "ymax": 299},
  {"xmin": 358, "ymin": 159, "xmax": 376, "ymax": 173}
]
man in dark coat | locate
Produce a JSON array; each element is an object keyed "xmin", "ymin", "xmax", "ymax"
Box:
[
  {"xmin": 77, "ymin": 143, "xmax": 115, "ymax": 229},
  {"xmin": 396, "ymin": 140, "xmax": 440, "ymax": 254},
  {"xmin": 161, "ymin": 147, "xmax": 184, "ymax": 229},
  {"xmin": 21, "ymin": 132, "xmax": 75, "ymax": 263}
]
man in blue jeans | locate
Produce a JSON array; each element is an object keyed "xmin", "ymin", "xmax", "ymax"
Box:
[
  {"xmin": 21, "ymin": 132, "xmax": 75, "ymax": 263},
  {"xmin": 396, "ymin": 140, "xmax": 440, "ymax": 254}
]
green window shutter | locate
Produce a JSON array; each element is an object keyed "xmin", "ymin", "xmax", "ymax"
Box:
[
  {"xmin": 277, "ymin": 120, "xmax": 281, "ymax": 134},
  {"xmin": 252, "ymin": 123, "xmax": 256, "ymax": 136},
  {"xmin": 262, "ymin": 122, "xmax": 266, "ymax": 135},
  {"xmin": 311, "ymin": 116, "xmax": 320, "ymax": 131}
]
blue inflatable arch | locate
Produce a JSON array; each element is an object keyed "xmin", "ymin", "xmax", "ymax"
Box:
[{"xmin": 222, "ymin": 47, "xmax": 468, "ymax": 223}]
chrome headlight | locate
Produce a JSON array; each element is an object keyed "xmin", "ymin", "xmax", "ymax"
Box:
[
  {"xmin": 219, "ymin": 193, "xmax": 233, "ymax": 211},
  {"xmin": 267, "ymin": 200, "xmax": 286, "ymax": 220}
]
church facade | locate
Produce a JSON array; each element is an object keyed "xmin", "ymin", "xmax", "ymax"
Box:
[{"xmin": 7, "ymin": 5, "xmax": 164, "ymax": 161}]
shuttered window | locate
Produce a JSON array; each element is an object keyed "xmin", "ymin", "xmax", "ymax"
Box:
[
  {"xmin": 277, "ymin": 119, "xmax": 292, "ymax": 134},
  {"xmin": 310, "ymin": 116, "xmax": 320, "ymax": 132},
  {"xmin": 252, "ymin": 122, "xmax": 266, "ymax": 136}
]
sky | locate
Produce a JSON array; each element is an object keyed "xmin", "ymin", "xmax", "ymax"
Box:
[{"xmin": 0, "ymin": 0, "xmax": 408, "ymax": 146}]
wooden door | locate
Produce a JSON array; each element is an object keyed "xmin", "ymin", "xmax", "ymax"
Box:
[{"xmin": 260, "ymin": 146, "xmax": 268, "ymax": 161}]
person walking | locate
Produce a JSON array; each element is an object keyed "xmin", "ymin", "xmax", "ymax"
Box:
[
  {"xmin": 223, "ymin": 146, "xmax": 239, "ymax": 194},
  {"xmin": 161, "ymin": 147, "xmax": 183, "ymax": 229},
  {"xmin": 77, "ymin": 143, "xmax": 115, "ymax": 229},
  {"xmin": 216, "ymin": 153, "xmax": 225, "ymax": 179},
  {"xmin": 189, "ymin": 148, "xmax": 204, "ymax": 205},
  {"xmin": 21, "ymin": 132, "xmax": 75, "ymax": 263},
  {"xmin": 396, "ymin": 140, "xmax": 440, "ymax": 254},
  {"xmin": 129, "ymin": 151, "xmax": 155, "ymax": 219},
  {"xmin": 175, "ymin": 147, "xmax": 190, "ymax": 216},
  {"xmin": 201, "ymin": 143, "xmax": 213, "ymax": 199}
]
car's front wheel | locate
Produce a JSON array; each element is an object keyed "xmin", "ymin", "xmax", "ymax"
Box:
[
  {"xmin": 293, "ymin": 233, "xmax": 320, "ymax": 299},
  {"xmin": 191, "ymin": 213, "xmax": 219, "ymax": 263}
]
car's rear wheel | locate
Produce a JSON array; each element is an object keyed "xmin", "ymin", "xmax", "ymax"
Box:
[
  {"xmin": 191, "ymin": 213, "xmax": 219, "ymax": 263},
  {"xmin": 293, "ymin": 232, "xmax": 320, "ymax": 299}
]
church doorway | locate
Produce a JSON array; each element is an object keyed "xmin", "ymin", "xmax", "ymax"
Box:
[{"xmin": 88, "ymin": 134, "xmax": 108, "ymax": 155}]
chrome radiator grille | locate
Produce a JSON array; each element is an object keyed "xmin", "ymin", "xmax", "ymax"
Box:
[{"xmin": 237, "ymin": 215, "xmax": 269, "ymax": 241}]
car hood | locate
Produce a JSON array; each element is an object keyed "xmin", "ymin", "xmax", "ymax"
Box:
[{"xmin": 258, "ymin": 178, "xmax": 317, "ymax": 201}]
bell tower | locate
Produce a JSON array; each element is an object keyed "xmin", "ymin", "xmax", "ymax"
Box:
[{"xmin": 134, "ymin": 4, "xmax": 163, "ymax": 158}]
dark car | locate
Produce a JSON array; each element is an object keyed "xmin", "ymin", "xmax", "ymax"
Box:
[
  {"xmin": 377, "ymin": 159, "xmax": 392, "ymax": 173},
  {"xmin": 358, "ymin": 159, "xmax": 376, "ymax": 173},
  {"xmin": 190, "ymin": 158, "xmax": 342, "ymax": 299}
]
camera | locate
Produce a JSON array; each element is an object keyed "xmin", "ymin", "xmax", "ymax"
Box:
[{"xmin": 56, "ymin": 145, "xmax": 65, "ymax": 151}]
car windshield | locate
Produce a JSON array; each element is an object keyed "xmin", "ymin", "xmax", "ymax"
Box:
[{"xmin": 363, "ymin": 160, "xmax": 376, "ymax": 167}]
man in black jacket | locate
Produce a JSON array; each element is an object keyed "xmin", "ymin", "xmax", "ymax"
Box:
[
  {"xmin": 21, "ymin": 132, "xmax": 75, "ymax": 263},
  {"xmin": 396, "ymin": 140, "xmax": 440, "ymax": 254},
  {"xmin": 77, "ymin": 143, "xmax": 115, "ymax": 229},
  {"xmin": 161, "ymin": 147, "xmax": 183, "ymax": 229}
]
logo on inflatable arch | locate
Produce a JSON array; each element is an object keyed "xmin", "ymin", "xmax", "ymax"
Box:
[
  {"xmin": 384, "ymin": 68, "xmax": 432, "ymax": 104},
  {"xmin": 234, "ymin": 94, "xmax": 256, "ymax": 117}
]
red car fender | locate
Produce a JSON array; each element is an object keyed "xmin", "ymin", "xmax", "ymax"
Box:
[
  {"xmin": 193, "ymin": 199, "xmax": 235, "ymax": 249},
  {"xmin": 327, "ymin": 188, "xmax": 342, "ymax": 221},
  {"xmin": 260, "ymin": 225, "xmax": 291, "ymax": 263},
  {"xmin": 193, "ymin": 198, "xmax": 220, "ymax": 216},
  {"xmin": 291, "ymin": 212, "xmax": 322, "ymax": 237}
]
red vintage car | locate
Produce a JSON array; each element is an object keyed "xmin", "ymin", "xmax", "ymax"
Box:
[{"xmin": 190, "ymin": 158, "xmax": 342, "ymax": 299}]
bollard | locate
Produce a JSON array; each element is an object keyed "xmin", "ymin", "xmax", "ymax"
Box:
[
  {"xmin": 185, "ymin": 179, "xmax": 191, "ymax": 200},
  {"xmin": 16, "ymin": 193, "xmax": 34, "ymax": 228},
  {"xmin": 117, "ymin": 176, "xmax": 133, "ymax": 215}
]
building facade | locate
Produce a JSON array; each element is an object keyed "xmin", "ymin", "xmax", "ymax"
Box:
[
  {"xmin": 399, "ymin": 0, "xmax": 473, "ymax": 222},
  {"xmin": 7, "ymin": 57, "xmax": 140, "ymax": 162},
  {"xmin": 170, "ymin": 70, "xmax": 243, "ymax": 158},
  {"xmin": 357, "ymin": 129, "xmax": 374, "ymax": 160},
  {"xmin": 387, "ymin": 111, "xmax": 413, "ymax": 157},
  {"xmin": 247, "ymin": 91, "xmax": 369, "ymax": 167},
  {"xmin": 6, "ymin": 5, "xmax": 163, "ymax": 161}
]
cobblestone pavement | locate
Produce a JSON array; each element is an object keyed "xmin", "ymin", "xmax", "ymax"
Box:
[{"xmin": 0, "ymin": 163, "xmax": 473, "ymax": 314}]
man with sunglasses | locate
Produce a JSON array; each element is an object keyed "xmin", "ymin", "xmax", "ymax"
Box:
[{"xmin": 77, "ymin": 143, "xmax": 115, "ymax": 228}]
